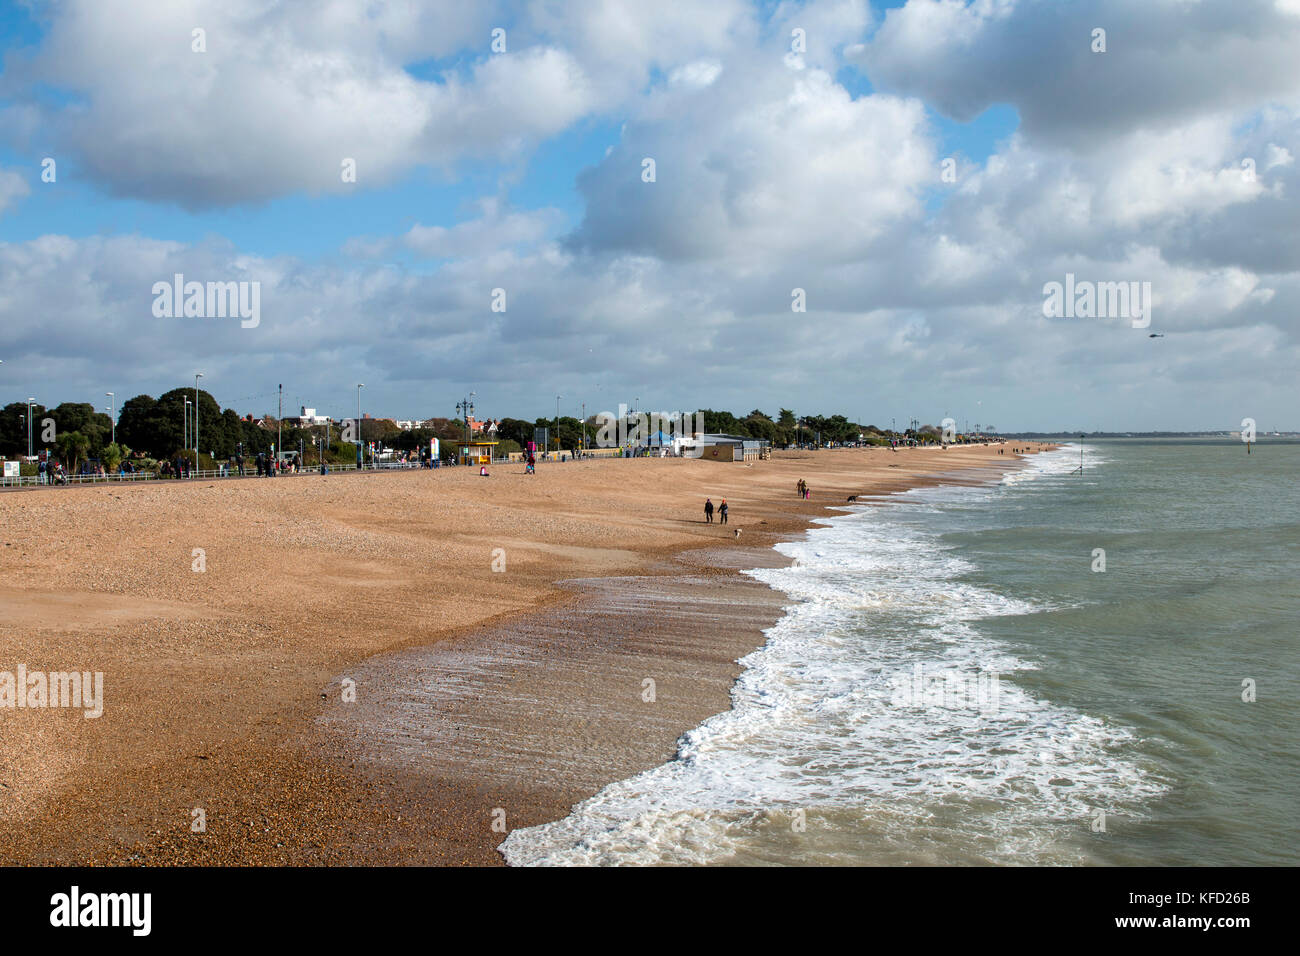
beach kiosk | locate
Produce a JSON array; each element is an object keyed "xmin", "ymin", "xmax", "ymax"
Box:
[{"xmin": 457, "ymin": 439, "xmax": 498, "ymax": 465}]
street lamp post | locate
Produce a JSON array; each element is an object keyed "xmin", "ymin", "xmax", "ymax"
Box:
[
  {"xmin": 194, "ymin": 373, "xmax": 203, "ymax": 456},
  {"xmin": 454, "ymin": 394, "xmax": 476, "ymax": 465},
  {"xmin": 356, "ymin": 384, "xmax": 365, "ymax": 469},
  {"xmin": 106, "ymin": 392, "xmax": 115, "ymax": 445},
  {"xmin": 27, "ymin": 398, "xmax": 35, "ymax": 458},
  {"xmin": 184, "ymin": 398, "xmax": 191, "ymax": 452},
  {"xmin": 556, "ymin": 395, "xmax": 561, "ymax": 454}
]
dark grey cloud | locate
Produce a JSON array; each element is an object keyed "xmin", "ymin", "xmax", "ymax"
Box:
[{"xmin": 861, "ymin": 0, "xmax": 1300, "ymax": 149}]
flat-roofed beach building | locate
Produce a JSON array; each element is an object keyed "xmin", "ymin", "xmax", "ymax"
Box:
[{"xmin": 688, "ymin": 433, "xmax": 771, "ymax": 462}]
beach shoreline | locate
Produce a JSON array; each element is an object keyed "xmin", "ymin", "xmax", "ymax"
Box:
[{"xmin": 0, "ymin": 443, "xmax": 1053, "ymax": 865}]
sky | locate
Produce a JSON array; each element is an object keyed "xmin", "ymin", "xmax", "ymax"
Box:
[{"xmin": 0, "ymin": 0, "xmax": 1297, "ymax": 432}]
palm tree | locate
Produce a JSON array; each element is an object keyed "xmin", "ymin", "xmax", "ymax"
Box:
[{"xmin": 56, "ymin": 430, "xmax": 91, "ymax": 473}]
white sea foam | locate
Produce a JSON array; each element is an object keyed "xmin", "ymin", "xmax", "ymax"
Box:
[
  {"xmin": 998, "ymin": 443, "xmax": 1102, "ymax": 485},
  {"xmin": 501, "ymin": 452, "xmax": 1165, "ymax": 866}
]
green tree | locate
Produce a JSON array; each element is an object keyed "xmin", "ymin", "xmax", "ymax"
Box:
[
  {"xmin": 743, "ymin": 411, "xmax": 778, "ymax": 443},
  {"xmin": 49, "ymin": 402, "xmax": 97, "ymax": 434},
  {"xmin": 0, "ymin": 402, "xmax": 45, "ymax": 457},
  {"xmin": 220, "ymin": 408, "xmax": 245, "ymax": 456},
  {"xmin": 496, "ymin": 417, "xmax": 534, "ymax": 448},
  {"xmin": 44, "ymin": 403, "xmax": 110, "ymax": 455},
  {"xmin": 700, "ymin": 409, "xmax": 749, "ymax": 437},
  {"xmin": 56, "ymin": 430, "xmax": 91, "ymax": 472},
  {"xmin": 116, "ymin": 394, "xmax": 160, "ymax": 454},
  {"xmin": 102, "ymin": 442, "xmax": 123, "ymax": 472}
]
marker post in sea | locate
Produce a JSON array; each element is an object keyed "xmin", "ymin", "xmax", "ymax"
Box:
[{"xmin": 1071, "ymin": 435, "xmax": 1084, "ymax": 475}]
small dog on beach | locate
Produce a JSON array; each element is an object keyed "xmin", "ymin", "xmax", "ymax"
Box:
[
  {"xmin": 846, "ymin": 495, "xmax": 858, "ymax": 502},
  {"xmin": 734, "ymin": 529, "xmax": 741, "ymax": 538}
]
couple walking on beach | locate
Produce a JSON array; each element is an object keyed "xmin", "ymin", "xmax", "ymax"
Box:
[
  {"xmin": 796, "ymin": 478, "xmax": 810, "ymax": 499},
  {"xmin": 704, "ymin": 497, "xmax": 728, "ymax": 524}
]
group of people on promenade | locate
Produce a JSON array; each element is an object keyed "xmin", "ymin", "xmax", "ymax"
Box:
[
  {"xmin": 252, "ymin": 452, "xmax": 300, "ymax": 477},
  {"xmin": 35, "ymin": 459, "xmax": 67, "ymax": 484},
  {"xmin": 703, "ymin": 497, "xmax": 729, "ymax": 524}
]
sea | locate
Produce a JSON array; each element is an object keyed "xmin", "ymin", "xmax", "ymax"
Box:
[{"xmin": 501, "ymin": 441, "xmax": 1299, "ymax": 866}]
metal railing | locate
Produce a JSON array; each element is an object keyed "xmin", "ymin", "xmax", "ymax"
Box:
[
  {"xmin": 0, "ymin": 458, "xmax": 451, "ymax": 488},
  {"xmin": 1, "ymin": 450, "xmax": 681, "ymax": 489}
]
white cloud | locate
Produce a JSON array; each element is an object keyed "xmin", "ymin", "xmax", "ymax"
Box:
[
  {"xmin": 862, "ymin": 0, "xmax": 1300, "ymax": 148},
  {"xmin": 403, "ymin": 204, "xmax": 563, "ymax": 259},
  {"xmin": 2, "ymin": 0, "xmax": 1299, "ymax": 430},
  {"xmin": 571, "ymin": 61, "xmax": 935, "ymax": 264},
  {"xmin": 0, "ymin": 0, "xmax": 753, "ymax": 208},
  {"xmin": 1265, "ymin": 144, "xmax": 1295, "ymax": 169},
  {"xmin": 0, "ymin": 167, "xmax": 30, "ymax": 214}
]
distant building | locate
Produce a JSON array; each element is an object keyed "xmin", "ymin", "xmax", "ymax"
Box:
[
  {"xmin": 394, "ymin": 417, "xmax": 450, "ymax": 431},
  {"xmin": 297, "ymin": 406, "xmax": 330, "ymax": 426},
  {"xmin": 677, "ymin": 433, "xmax": 771, "ymax": 462}
]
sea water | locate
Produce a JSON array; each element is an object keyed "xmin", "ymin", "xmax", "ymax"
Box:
[{"xmin": 501, "ymin": 442, "xmax": 1299, "ymax": 865}]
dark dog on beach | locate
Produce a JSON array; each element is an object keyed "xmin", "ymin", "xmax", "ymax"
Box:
[{"xmin": 846, "ymin": 495, "xmax": 858, "ymax": 502}]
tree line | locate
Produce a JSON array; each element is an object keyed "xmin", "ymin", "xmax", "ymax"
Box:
[{"xmin": 1, "ymin": 389, "xmax": 936, "ymax": 470}]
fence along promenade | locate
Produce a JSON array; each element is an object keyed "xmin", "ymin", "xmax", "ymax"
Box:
[
  {"xmin": 0, "ymin": 453, "xmax": 630, "ymax": 489},
  {"xmin": 0, "ymin": 447, "xmax": 686, "ymax": 489}
]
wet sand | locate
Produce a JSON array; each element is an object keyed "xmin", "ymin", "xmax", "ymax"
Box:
[{"xmin": 0, "ymin": 443, "xmax": 1051, "ymax": 865}]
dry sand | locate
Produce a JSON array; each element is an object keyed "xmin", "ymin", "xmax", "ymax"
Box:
[{"xmin": 0, "ymin": 442, "xmax": 1052, "ymax": 865}]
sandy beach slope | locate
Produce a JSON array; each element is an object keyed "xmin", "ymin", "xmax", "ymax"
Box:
[{"xmin": 0, "ymin": 442, "xmax": 1052, "ymax": 864}]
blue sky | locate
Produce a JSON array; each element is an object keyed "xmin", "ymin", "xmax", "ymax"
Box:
[
  {"xmin": 0, "ymin": 0, "xmax": 1297, "ymax": 430},
  {"xmin": 0, "ymin": 1, "xmax": 1011, "ymax": 259}
]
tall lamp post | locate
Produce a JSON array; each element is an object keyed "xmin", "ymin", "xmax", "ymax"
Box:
[
  {"xmin": 184, "ymin": 398, "xmax": 191, "ymax": 453},
  {"xmin": 106, "ymin": 392, "xmax": 115, "ymax": 445},
  {"xmin": 27, "ymin": 398, "xmax": 35, "ymax": 458},
  {"xmin": 356, "ymin": 384, "xmax": 365, "ymax": 469},
  {"xmin": 555, "ymin": 394, "xmax": 561, "ymax": 454},
  {"xmin": 194, "ymin": 372, "xmax": 203, "ymax": 456},
  {"xmin": 455, "ymin": 393, "xmax": 475, "ymax": 464}
]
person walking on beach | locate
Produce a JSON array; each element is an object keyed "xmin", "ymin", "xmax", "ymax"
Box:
[
  {"xmin": 704, "ymin": 497, "xmax": 714, "ymax": 523},
  {"xmin": 719, "ymin": 499, "xmax": 728, "ymax": 524}
]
